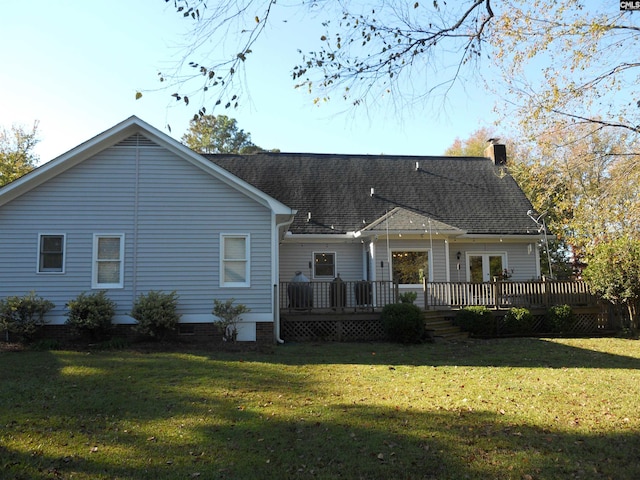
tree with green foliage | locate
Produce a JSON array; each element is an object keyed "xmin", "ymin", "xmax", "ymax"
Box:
[
  {"xmin": 510, "ymin": 126, "xmax": 640, "ymax": 274},
  {"xmin": 0, "ymin": 122, "xmax": 39, "ymax": 186},
  {"xmin": 181, "ymin": 114, "xmax": 259, "ymax": 154},
  {"xmin": 447, "ymin": 125, "xmax": 640, "ymax": 279},
  {"xmin": 583, "ymin": 237, "xmax": 640, "ymax": 334}
]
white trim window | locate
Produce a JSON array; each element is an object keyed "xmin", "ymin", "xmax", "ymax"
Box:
[
  {"xmin": 92, "ymin": 234, "xmax": 125, "ymax": 289},
  {"xmin": 313, "ymin": 252, "xmax": 336, "ymax": 279},
  {"xmin": 220, "ymin": 234, "xmax": 250, "ymax": 287},
  {"xmin": 38, "ymin": 233, "xmax": 66, "ymax": 274}
]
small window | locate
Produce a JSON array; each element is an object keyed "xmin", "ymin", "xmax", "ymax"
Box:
[
  {"xmin": 221, "ymin": 234, "xmax": 250, "ymax": 287},
  {"xmin": 38, "ymin": 234, "xmax": 65, "ymax": 273},
  {"xmin": 313, "ymin": 252, "xmax": 336, "ymax": 278},
  {"xmin": 92, "ymin": 234, "xmax": 124, "ymax": 288}
]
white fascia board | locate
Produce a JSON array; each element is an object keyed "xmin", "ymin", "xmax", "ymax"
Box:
[
  {"xmin": 0, "ymin": 116, "xmax": 293, "ymax": 216},
  {"xmin": 356, "ymin": 228, "xmax": 465, "ymax": 237},
  {"xmin": 454, "ymin": 233, "xmax": 545, "ymax": 242},
  {"xmin": 282, "ymin": 232, "xmax": 359, "ymax": 243}
]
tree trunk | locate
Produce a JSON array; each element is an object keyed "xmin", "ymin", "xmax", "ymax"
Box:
[{"xmin": 628, "ymin": 301, "xmax": 638, "ymax": 335}]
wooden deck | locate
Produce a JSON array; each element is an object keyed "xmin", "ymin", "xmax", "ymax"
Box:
[{"xmin": 279, "ymin": 279, "xmax": 598, "ymax": 312}]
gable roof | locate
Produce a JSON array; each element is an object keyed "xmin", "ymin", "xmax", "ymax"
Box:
[
  {"xmin": 207, "ymin": 152, "xmax": 537, "ymax": 237},
  {"xmin": 0, "ymin": 116, "xmax": 293, "ymax": 216},
  {"xmin": 362, "ymin": 207, "xmax": 465, "ymax": 236}
]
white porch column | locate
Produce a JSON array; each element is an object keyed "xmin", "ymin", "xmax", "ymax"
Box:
[
  {"xmin": 444, "ymin": 239, "xmax": 451, "ymax": 283},
  {"xmin": 368, "ymin": 240, "xmax": 376, "ymax": 281}
]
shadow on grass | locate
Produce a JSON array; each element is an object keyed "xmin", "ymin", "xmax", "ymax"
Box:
[
  {"xmin": 270, "ymin": 337, "xmax": 640, "ymax": 370},
  {"xmin": 3, "ymin": 396, "xmax": 640, "ymax": 479},
  {"xmin": 2, "ymin": 343, "xmax": 640, "ymax": 479}
]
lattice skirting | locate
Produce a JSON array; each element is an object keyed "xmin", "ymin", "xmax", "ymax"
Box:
[
  {"xmin": 282, "ymin": 315, "xmax": 386, "ymax": 342},
  {"xmin": 283, "ymin": 307, "xmax": 612, "ymax": 342}
]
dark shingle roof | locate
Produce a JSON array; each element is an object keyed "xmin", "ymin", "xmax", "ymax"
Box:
[{"xmin": 207, "ymin": 153, "xmax": 535, "ymax": 236}]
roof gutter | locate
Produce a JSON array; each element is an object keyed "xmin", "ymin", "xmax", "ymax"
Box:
[
  {"xmin": 283, "ymin": 232, "xmax": 359, "ymax": 241},
  {"xmin": 455, "ymin": 233, "xmax": 545, "ymax": 241},
  {"xmin": 273, "ymin": 211, "xmax": 297, "ymax": 344}
]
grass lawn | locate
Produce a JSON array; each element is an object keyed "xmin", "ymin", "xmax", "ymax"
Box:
[{"xmin": 2, "ymin": 337, "xmax": 640, "ymax": 479}]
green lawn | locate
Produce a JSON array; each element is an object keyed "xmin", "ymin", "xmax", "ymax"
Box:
[{"xmin": 2, "ymin": 338, "xmax": 640, "ymax": 479}]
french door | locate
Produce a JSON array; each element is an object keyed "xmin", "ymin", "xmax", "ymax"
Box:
[{"xmin": 468, "ymin": 253, "xmax": 505, "ymax": 283}]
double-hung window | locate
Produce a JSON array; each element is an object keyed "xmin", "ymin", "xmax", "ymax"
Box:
[
  {"xmin": 38, "ymin": 234, "xmax": 66, "ymax": 273},
  {"xmin": 92, "ymin": 234, "xmax": 124, "ymax": 288},
  {"xmin": 220, "ymin": 234, "xmax": 250, "ymax": 287},
  {"xmin": 313, "ymin": 252, "xmax": 336, "ymax": 279}
]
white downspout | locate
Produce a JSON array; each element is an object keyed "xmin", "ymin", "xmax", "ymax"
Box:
[{"xmin": 273, "ymin": 212, "xmax": 296, "ymax": 344}]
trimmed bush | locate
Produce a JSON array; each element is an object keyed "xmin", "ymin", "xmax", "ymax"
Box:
[
  {"xmin": 213, "ymin": 298, "xmax": 250, "ymax": 342},
  {"xmin": 547, "ymin": 304, "xmax": 574, "ymax": 333},
  {"xmin": 381, "ymin": 303, "xmax": 425, "ymax": 344},
  {"xmin": 0, "ymin": 292, "xmax": 55, "ymax": 342},
  {"xmin": 66, "ymin": 291, "xmax": 116, "ymax": 340},
  {"xmin": 456, "ymin": 306, "xmax": 495, "ymax": 336},
  {"xmin": 131, "ymin": 290, "xmax": 181, "ymax": 340},
  {"xmin": 399, "ymin": 291, "xmax": 418, "ymax": 304},
  {"xmin": 502, "ymin": 307, "xmax": 534, "ymax": 335}
]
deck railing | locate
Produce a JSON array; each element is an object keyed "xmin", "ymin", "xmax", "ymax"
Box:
[
  {"xmin": 424, "ymin": 280, "xmax": 597, "ymax": 309},
  {"xmin": 279, "ymin": 279, "xmax": 597, "ymax": 312},
  {"xmin": 279, "ymin": 280, "xmax": 398, "ymax": 312}
]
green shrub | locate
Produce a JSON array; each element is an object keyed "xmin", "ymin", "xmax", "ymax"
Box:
[
  {"xmin": 547, "ymin": 304, "xmax": 574, "ymax": 333},
  {"xmin": 399, "ymin": 291, "xmax": 418, "ymax": 304},
  {"xmin": 381, "ymin": 303, "xmax": 425, "ymax": 344},
  {"xmin": 213, "ymin": 298, "xmax": 250, "ymax": 342},
  {"xmin": 65, "ymin": 291, "xmax": 116, "ymax": 340},
  {"xmin": 455, "ymin": 306, "xmax": 495, "ymax": 336},
  {"xmin": 131, "ymin": 290, "xmax": 181, "ymax": 340},
  {"xmin": 502, "ymin": 307, "xmax": 534, "ymax": 335},
  {"xmin": 0, "ymin": 292, "xmax": 55, "ymax": 342}
]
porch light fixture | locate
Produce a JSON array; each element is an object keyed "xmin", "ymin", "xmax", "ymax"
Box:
[{"xmin": 456, "ymin": 251, "xmax": 461, "ymax": 260}]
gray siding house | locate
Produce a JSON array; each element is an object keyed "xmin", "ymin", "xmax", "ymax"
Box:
[
  {"xmin": 0, "ymin": 117, "xmax": 295, "ymax": 341},
  {"xmin": 0, "ymin": 116, "xmax": 541, "ymax": 341}
]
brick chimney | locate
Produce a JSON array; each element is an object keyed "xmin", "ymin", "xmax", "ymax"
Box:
[{"xmin": 484, "ymin": 141, "xmax": 507, "ymax": 165}]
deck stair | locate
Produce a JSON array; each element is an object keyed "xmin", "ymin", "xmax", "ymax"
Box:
[{"xmin": 423, "ymin": 311, "xmax": 468, "ymax": 341}]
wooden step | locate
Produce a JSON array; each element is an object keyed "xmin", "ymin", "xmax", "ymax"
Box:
[{"xmin": 423, "ymin": 313, "xmax": 468, "ymax": 341}]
